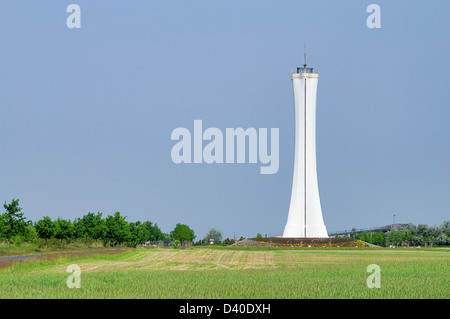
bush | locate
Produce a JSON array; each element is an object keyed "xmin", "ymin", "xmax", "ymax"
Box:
[
  {"xmin": 172, "ymin": 240, "xmax": 180, "ymax": 249},
  {"xmin": 13, "ymin": 235, "xmax": 24, "ymax": 247}
]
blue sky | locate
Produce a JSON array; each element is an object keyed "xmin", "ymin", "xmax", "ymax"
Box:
[{"xmin": 1, "ymin": 1, "xmax": 449, "ymax": 239}]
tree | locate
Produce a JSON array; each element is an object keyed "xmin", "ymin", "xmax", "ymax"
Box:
[
  {"xmin": 142, "ymin": 221, "xmax": 167, "ymax": 242},
  {"xmin": 23, "ymin": 224, "xmax": 38, "ymax": 243},
  {"xmin": 387, "ymin": 230, "xmax": 402, "ymax": 247},
  {"xmin": 434, "ymin": 233, "xmax": 448, "ymax": 246},
  {"xmin": 440, "ymin": 221, "xmax": 450, "ymax": 237},
  {"xmin": 0, "ymin": 198, "xmax": 27, "ymax": 253},
  {"xmin": 411, "ymin": 235, "xmax": 423, "ymax": 246},
  {"xmin": 372, "ymin": 232, "xmax": 386, "ymax": 246},
  {"xmin": 416, "ymin": 223, "xmax": 431, "ymax": 237},
  {"xmin": 54, "ymin": 218, "xmax": 75, "ymax": 249},
  {"xmin": 92, "ymin": 213, "xmax": 108, "ymax": 246},
  {"xmin": 127, "ymin": 221, "xmax": 147, "ymax": 247},
  {"xmin": 356, "ymin": 232, "xmax": 372, "ymax": 243},
  {"xmin": 74, "ymin": 212, "xmax": 107, "ymax": 246},
  {"xmin": 170, "ymin": 223, "xmax": 195, "ymax": 243},
  {"xmin": 75, "ymin": 212, "xmax": 95, "ymax": 245},
  {"xmin": 416, "ymin": 224, "xmax": 433, "ymax": 247},
  {"xmin": 400, "ymin": 228, "xmax": 412, "ymax": 247},
  {"xmin": 35, "ymin": 216, "xmax": 55, "ymax": 249},
  {"xmin": 204, "ymin": 228, "xmax": 223, "ymax": 245},
  {"xmin": 105, "ymin": 212, "xmax": 129, "ymax": 247}
]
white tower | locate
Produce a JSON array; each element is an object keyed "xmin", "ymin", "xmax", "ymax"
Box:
[{"xmin": 283, "ymin": 62, "xmax": 328, "ymax": 238}]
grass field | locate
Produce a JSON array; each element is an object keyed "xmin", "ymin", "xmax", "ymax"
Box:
[{"xmin": 0, "ymin": 246, "xmax": 448, "ymax": 299}]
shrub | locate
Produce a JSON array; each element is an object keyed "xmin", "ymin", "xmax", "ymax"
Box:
[{"xmin": 172, "ymin": 240, "xmax": 180, "ymax": 249}]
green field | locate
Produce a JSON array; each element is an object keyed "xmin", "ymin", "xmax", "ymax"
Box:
[{"xmin": 0, "ymin": 246, "xmax": 448, "ymax": 299}]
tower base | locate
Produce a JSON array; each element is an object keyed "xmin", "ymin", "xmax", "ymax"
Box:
[{"xmin": 283, "ymin": 223, "xmax": 328, "ymax": 238}]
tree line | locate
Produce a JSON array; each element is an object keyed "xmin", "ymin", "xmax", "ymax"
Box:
[
  {"xmin": 0, "ymin": 198, "xmax": 196, "ymax": 252},
  {"xmin": 4, "ymin": 198, "xmax": 447, "ymax": 251},
  {"xmin": 346, "ymin": 221, "xmax": 450, "ymax": 247}
]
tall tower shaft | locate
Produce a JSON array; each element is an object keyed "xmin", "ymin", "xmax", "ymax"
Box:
[{"xmin": 283, "ymin": 65, "xmax": 328, "ymax": 238}]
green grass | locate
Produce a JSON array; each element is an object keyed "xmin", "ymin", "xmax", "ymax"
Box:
[
  {"xmin": 0, "ymin": 249, "xmax": 137, "ymax": 274},
  {"xmin": 0, "ymin": 246, "xmax": 448, "ymax": 299},
  {"xmin": 0, "ymin": 240, "xmax": 102, "ymax": 255}
]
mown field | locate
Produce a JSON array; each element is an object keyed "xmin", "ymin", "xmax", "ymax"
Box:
[{"xmin": 0, "ymin": 246, "xmax": 448, "ymax": 299}]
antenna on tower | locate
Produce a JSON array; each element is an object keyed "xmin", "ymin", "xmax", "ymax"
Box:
[{"xmin": 303, "ymin": 43, "xmax": 307, "ymax": 68}]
